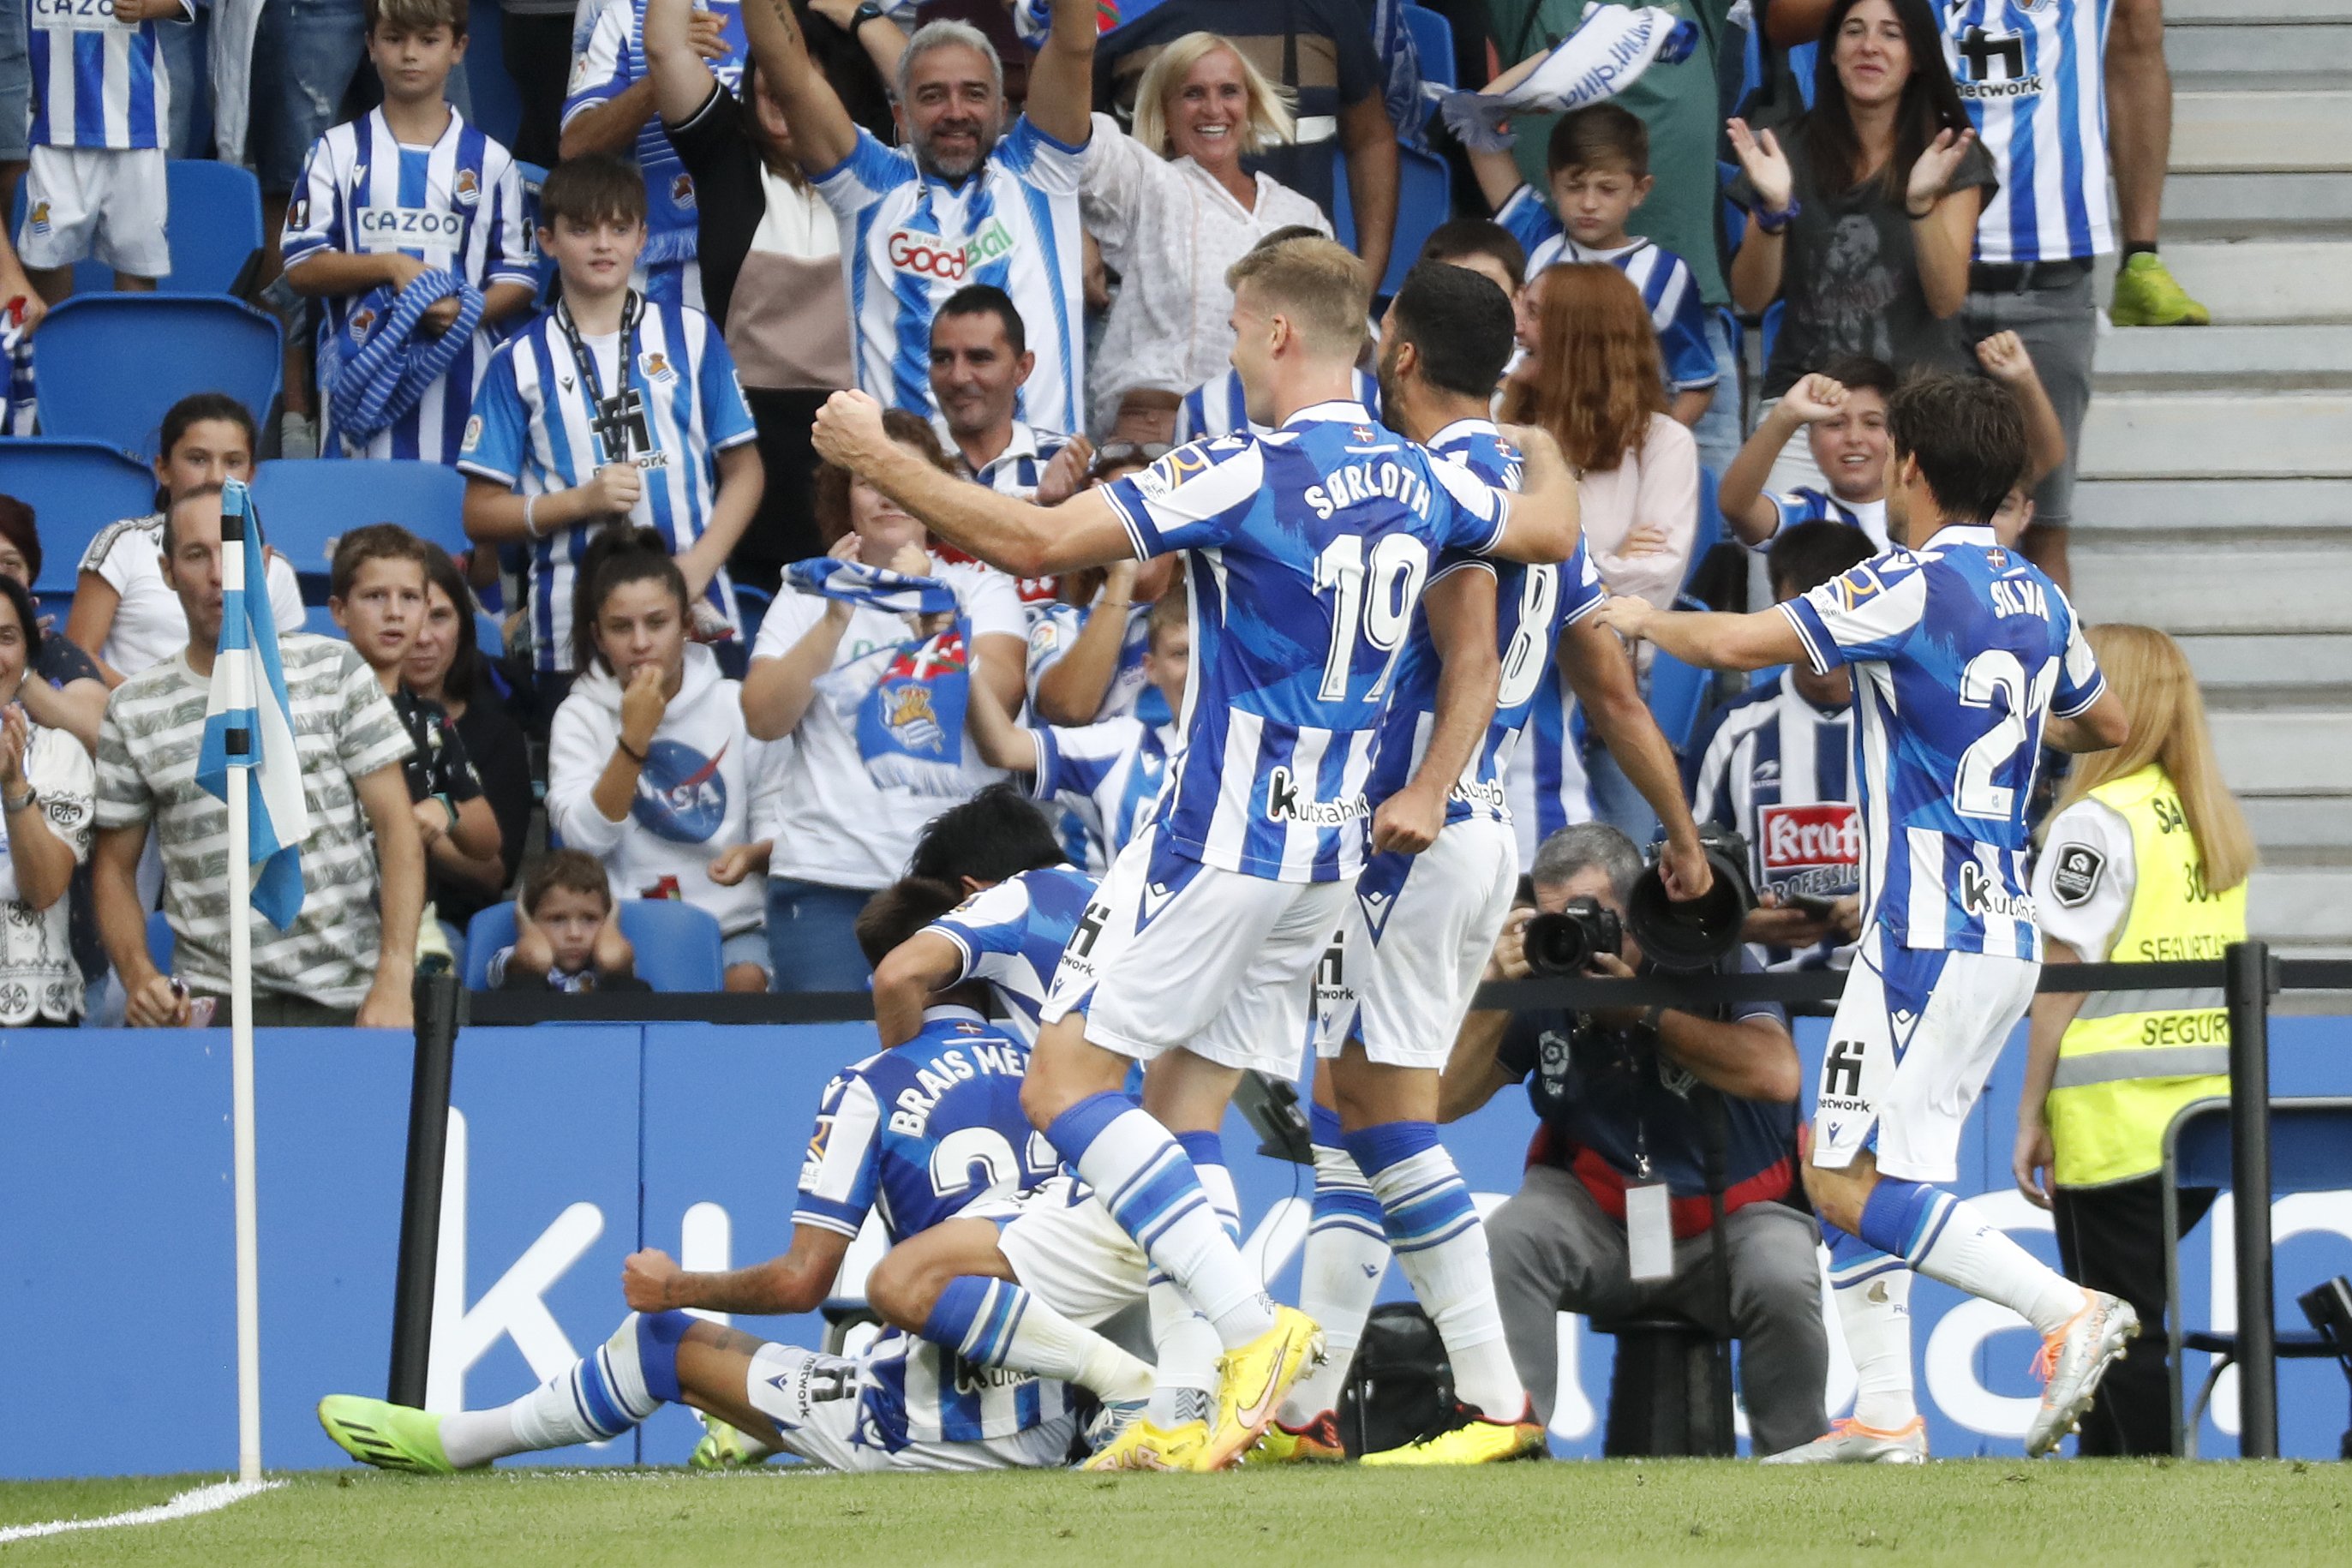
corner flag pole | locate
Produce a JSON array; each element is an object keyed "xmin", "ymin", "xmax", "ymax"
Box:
[{"xmin": 220, "ymin": 492, "xmax": 264, "ymax": 1486}]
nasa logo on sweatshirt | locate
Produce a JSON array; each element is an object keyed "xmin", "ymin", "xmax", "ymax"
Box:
[{"xmin": 631, "ymin": 738, "xmax": 730, "ymax": 843}]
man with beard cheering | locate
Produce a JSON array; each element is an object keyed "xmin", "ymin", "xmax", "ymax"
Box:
[{"xmin": 745, "ymin": 0, "xmax": 1096, "ymax": 435}]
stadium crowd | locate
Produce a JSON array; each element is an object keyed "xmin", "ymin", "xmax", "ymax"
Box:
[{"xmin": 0, "ymin": 0, "xmax": 2243, "ymax": 1469}]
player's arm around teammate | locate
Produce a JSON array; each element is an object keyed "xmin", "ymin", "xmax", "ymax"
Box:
[{"xmin": 1370, "ymin": 566, "xmax": 1500, "ymax": 859}]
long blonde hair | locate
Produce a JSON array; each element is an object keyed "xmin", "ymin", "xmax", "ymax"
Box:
[
  {"xmin": 1130, "ymin": 33, "xmax": 1297, "ymax": 159},
  {"xmin": 2048, "ymin": 623, "xmax": 2254, "ymax": 894}
]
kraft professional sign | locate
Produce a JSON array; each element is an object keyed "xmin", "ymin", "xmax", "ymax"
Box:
[{"xmin": 3, "ymin": 1019, "xmax": 2349, "ymax": 1478}]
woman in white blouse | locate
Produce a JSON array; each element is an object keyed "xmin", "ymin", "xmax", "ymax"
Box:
[
  {"xmin": 1082, "ymin": 33, "xmax": 1330, "ymax": 443},
  {"xmin": 0, "ymin": 576, "xmax": 95, "ymax": 1026}
]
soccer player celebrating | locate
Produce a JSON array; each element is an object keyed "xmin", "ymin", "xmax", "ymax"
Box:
[
  {"xmin": 812, "ymin": 236, "xmax": 1583, "ymax": 1470},
  {"xmin": 1590, "ymin": 372, "xmax": 2135, "ymax": 1462},
  {"xmin": 1263, "ymin": 262, "xmax": 1715, "ymax": 1465},
  {"xmin": 318, "ymin": 878, "xmax": 1091, "ymax": 1474}
]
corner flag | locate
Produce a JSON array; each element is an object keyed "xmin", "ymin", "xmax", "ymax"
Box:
[{"xmin": 195, "ymin": 478, "xmax": 309, "ymax": 928}]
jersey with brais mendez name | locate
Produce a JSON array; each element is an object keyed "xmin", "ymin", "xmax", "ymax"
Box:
[
  {"xmin": 1778, "ymin": 522, "xmax": 2104, "ymax": 960},
  {"xmin": 1097, "ymin": 400, "xmax": 1514, "ymax": 883},
  {"xmin": 926, "ymin": 865, "xmax": 1098, "ymax": 1044},
  {"xmin": 815, "ymin": 123, "xmax": 1086, "ymax": 435},
  {"xmin": 1366, "ymin": 419, "xmax": 1607, "ymax": 830},
  {"xmin": 793, "ymin": 1007, "xmax": 1056, "ymax": 1242}
]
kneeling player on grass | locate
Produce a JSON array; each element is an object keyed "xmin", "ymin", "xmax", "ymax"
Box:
[
  {"xmin": 1264, "ymin": 263, "xmax": 1715, "ymax": 1466},
  {"xmin": 1592, "ymin": 374, "xmax": 2135, "ymax": 1462},
  {"xmin": 318, "ymin": 878, "xmax": 1121, "ymax": 1474}
]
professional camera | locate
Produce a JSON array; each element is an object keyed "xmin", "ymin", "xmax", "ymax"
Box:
[{"xmin": 1524, "ymin": 897, "xmax": 1624, "ymax": 977}]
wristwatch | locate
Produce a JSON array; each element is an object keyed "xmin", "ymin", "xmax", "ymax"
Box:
[
  {"xmin": 2, "ymin": 785, "xmax": 33, "ymax": 815},
  {"xmin": 849, "ymin": 2, "xmax": 886, "ymax": 27}
]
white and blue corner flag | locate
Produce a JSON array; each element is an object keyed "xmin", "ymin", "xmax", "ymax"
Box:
[{"xmin": 196, "ymin": 478, "xmax": 310, "ymax": 930}]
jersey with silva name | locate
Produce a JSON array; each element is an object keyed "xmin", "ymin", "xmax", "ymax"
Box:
[
  {"xmin": 1023, "ymin": 713, "xmax": 1179, "ymax": 865},
  {"xmin": 1778, "ymin": 523, "xmax": 2104, "ymax": 959},
  {"xmin": 1940, "ymin": 0, "xmax": 2113, "ymax": 266},
  {"xmin": 926, "ymin": 865, "xmax": 1098, "ymax": 1043},
  {"xmin": 283, "ymin": 108, "xmax": 536, "ymax": 464},
  {"xmin": 27, "ymin": 0, "xmax": 177, "ymax": 150},
  {"xmin": 1367, "ymin": 419, "xmax": 1607, "ymax": 830},
  {"xmin": 816, "ymin": 123, "xmax": 1086, "ymax": 434},
  {"xmin": 1097, "ymin": 401, "xmax": 1513, "ymax": 883},
  {"xmin": 458, "ymin": 295, "xmax": 757, "ymax": 672},
  {"xmin": 793, "ymin": 1006, "xmax": 1066, "ymax": 1449},
  {"xmin": 563, "ymin": 0, "xmax": 746, "ymax": 276}
]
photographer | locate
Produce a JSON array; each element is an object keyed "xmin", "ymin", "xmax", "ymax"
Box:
[{"xmin": 1439, "ymin": 823, "xmax": 1828, "ymax": 1456}]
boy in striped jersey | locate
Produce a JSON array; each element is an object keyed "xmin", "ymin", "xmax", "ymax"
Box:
[
  {"xmin": 283, "ymin": 0, "xmax": 541, "ymax": 464},
  {"xmin": 319, "ymin": 877, "xmax": 1104, "ymax": 1475},
  {"xmin": 1475, "ymin": 104, "xmax": 1717, "ymax": 434},
  {"xmin": 1687, "ymin": 520, "xmax": 1876, "ymax": 973},
  {"xmin": 1595, "ymin": 372, "xmax": 2137, "ymax": 1463},
  {"xmin": 1721, "ymin": 355, "xmax": 1898, "ymax": 554},
  {"xmin": 458, "ymin": 153, "xmax": 762, "ymax": 702},
  {"xmin": 18, "ymin": 0, "xmax": 186, "ymax": 292}
]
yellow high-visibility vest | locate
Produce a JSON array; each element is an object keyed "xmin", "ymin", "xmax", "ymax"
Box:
[{"xmin": 2048, "ymin": 765, "xmax": 2244, "ymax": 1188}]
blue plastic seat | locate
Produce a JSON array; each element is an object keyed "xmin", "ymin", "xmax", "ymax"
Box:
[
  {"xmin": 476, "ymin": 609, "xmax": 506, "ymax": 658},
  {"xmin": 1677, "ymin": 465, "xmax": 1726, "ymax": 607},
  {"xmin": 302, "ymin": 602, "xmax": 344, "ymax": 639},
  {"xmin": 0, "ymin": 439, "xmax": 158, "ymax": 594},
  {"xmin": 1403, "ymin": 4, "xmax": 1456, "ymax": 88},
  {"xmin": 248, "ymin": 458, "xmax": 470, "ymax": 584},
  {"xmin": 33, "ymin": 295, "xmax": 281, "ymax": 460},
  {"xmin": 12, "ymin": 161, "xmax": 264, "ymax": 295},
  {"xmin": 733, "ymin": 583, "xmax": 772, "ymax": 646},
  {"xmin": 1646, "ymin": 648, "xmax": 1711, "ymax": 754},
  {"xmin": 147, "ymin": 910, "xmax": 174, "ymax": 973},
  {"xmin": 464, "ymin": 898, "xmax": 727, "ymax": 993},
  {"xmin": 1332, "ymin": 145, "xmax": 1453, "ymax": 301}
]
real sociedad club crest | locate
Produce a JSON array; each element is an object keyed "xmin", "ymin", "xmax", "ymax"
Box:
[{"xmin": 631, "ymin": 737, "xmax": 730, "ymax": 842}]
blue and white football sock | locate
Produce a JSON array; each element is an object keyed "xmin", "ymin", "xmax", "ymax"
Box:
[
  {"xmin": 1146, "ymin": 1131, "xmax": 1240, "ymax": 1427},
  {"xmin": 922, "ymin": 1276, "xmax": 1154, "ymax": 1404},
  {"xmin": 1346, "ymin": 1121, "xmax": 1525, "ymax": 1421},
  {"xmin": 1859, "ymin": 1178, "xmax": 2086, "ymax": 1336},
  {"xmin": 1823, "ymin": 1224, "xmax": 1917, "ymax": 1430},
  {"xmin": 1279, "ymin": 1110, "xmax": 1389, "ymax": 1426},
  {"xmin": 438, "ymin": 1309, "xmax": 687, "ymax": 1468},
  {"xmin": 1045, "ymin": 1093, "xmax": 1277, "ymax": 1348}
]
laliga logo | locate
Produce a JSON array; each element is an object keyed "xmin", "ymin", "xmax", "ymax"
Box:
[
  {"xmin": 887, "ymin": 217, "xmax": 1016, "ymax": 282},
  {"xmin": 630, "ymin": 737, "xmax": 730, "ymax": 843}
]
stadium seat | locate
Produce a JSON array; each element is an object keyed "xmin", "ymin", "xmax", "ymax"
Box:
[
  {"xmin": 1403, "ymin": 4, "xmax": 1455, "ymax": 87},
  {"xmin": 462, "ymin": 0, "xmax": 526, "ymax": 147},
  {"xmin": 1589, "ymin": 1313, "xmax": 1734, "ymax": 1457},
  {"xmin": 733, "ymin": 583, "xmax": 772, "ymax": 646},
  {"xmin": 11, "ymin": 162, "xmax": 264, "ymax": 296},
  {"xmin": 1646, "ymin": 647, "xmax": 1711, "ymax": 754},
  {"xmin": 1759, "ymin": 299, "xmax": 1784, "ymax": 369},
  {"xmin": 2162, "ymin": 1096, "xmax": 2352, "ymax": 1457},
  {"xmin": 147, "ymin": 909, "xmax": 174, "ymax": 973},
  {"xmin": 249, "ymin": 458, "xmax": 470, "ymax": 584},
  {"xmin": 463, "ymin": 898, "xmax": 727, "ymax": 992},
  {"xmin": 515, "ymin": 161, "xmax": 559, "ymax": 304},
  {"xmin": 33, "ymin": 295, "xmax": 281, "ymax": 460},
  {"xmin": 1679, "ymin": 465, "xmax": 1727, "ymax": 605},
  {"xmin": 1332, "ymin": 145, "xmax": 1453, "ymax": 301},
  {"xmin": 0, "ymin": 439, "xmax": 158, "ymax": 595},
  {"xmin": 302, "ymin": 602, "xmax": 344, "ymax": 639},
  {"xmin": 476, "ymin": 609, "xmax": 506, "ymax": 658}
]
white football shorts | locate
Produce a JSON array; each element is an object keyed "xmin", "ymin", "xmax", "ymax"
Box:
[
  {"xmin": 1041, "ymin": 823, "xmax": 1348, "ymax": 1078},
  {"xmin": 1810, "ymin": 925, "xmax": 2038, "ymax": 1184},
  {"xmin": 989, "ymin": 1175, "xmax": 1149, "ymax": 1328},
  {"xmin": 1316, "ymin": 815, "xmax": 1518, "ymax": 1068},
  {"xmin": 19, "ymin": 145, "xmax": 170, "ymax": 278}
]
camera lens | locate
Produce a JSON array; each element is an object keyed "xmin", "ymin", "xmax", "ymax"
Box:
[{"xmin": 1523, "ymin": 899, "xmax": 1622, "ymax": 977}]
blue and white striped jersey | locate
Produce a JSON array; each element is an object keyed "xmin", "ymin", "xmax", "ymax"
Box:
[
  {"xmin": 928, "ymin": 865, "xmax": 1098, "ymax": 1043},
  {"xmin": 1175, "ymin": 366, "xmax": 1380, "ymax": 444},
  {"xmin": 458, "ymin": 294, "xmax": 757, "ymax": 671},
  {"xmin": 817, "ymin": 123, "xmax": 1086, "ymax": 434},
  {"xmin": 1367, "ymin": 419, "xmax": 1606, "ymax": 829},
  {"xmin": 27, "ymin": 0, "xmax": 177, "ymax": 149},
  {"xmin": 1493, "ymin": 190, "xmax": 1717, "ymax": 394},
  {"xmin": 283, "ymin": 109, "xmax": 536, "ymax": 464},
  {"xmin": 1761, "ymin": 486, "xmax": 1889, "ymax": 553},
  {"xmin": 1098, "ymin": 402, "xmax": 1515, "ymax": 883},
  {"xmin": 793, "ymin": 1006, "xmax": 1056, "ymax": 1242},
  {"xmin": 1025, "ymin": 715, "xmax": 1179, "ymax": 864},
  {"xmin": 1687, "ymin": 669, "xmax": 1860, "ymax": 973},
  {"xmin": 856, "ymin": 1326, "xmax": 1068, "ymax": 1451},
  {"xmin": 935, "ymin": 416, "xmax": 1077, "ymax": 500},
  {"xmin": 1940, "ymin": 0, "xmax": 2113, "ymax": 265},
  {"xmin": 563, "ymin": 0, "xmax": 746, "ymax": 278},
  {"xmin": 1778, "ymin": 523, "xmax": 2104, "ymax": 959}
]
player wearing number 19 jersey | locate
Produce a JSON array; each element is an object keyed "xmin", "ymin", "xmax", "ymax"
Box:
[{"xmin": 1593, "ymin": 373, "xmax": 2136, "ymax": 1464}]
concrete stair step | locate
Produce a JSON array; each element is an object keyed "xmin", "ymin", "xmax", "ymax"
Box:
[
  {"xmin": 2176, "ymin": 634, "xmax": 2352, "ymax": 699},
  {"xmin": 2070, "ymin": 542, "xmax": 2352, "ymax": 633},
  {"xmin": 2172, "ymin": 91, "xmax": 2352, "ymax": 172},
  {"xmin": 2070, "ymin": 477, "xmax": 2352, "ymax": 535},
  {"xmin": 2076, "ymin": 392, "xmax": 2352, "ymax": 479},
  {"xmin": 2245, "ymin": 797, "xmax": 2352, "ymax": 855},
  {"xmin": 2093, "ymin": 323, "xmax": 2352, "ymax": 388},
  {"xmin": 2099, "ymin": 240, "xmax": 2352, "ymax": 324},
  {"xmin": 2249, "ymin": 868, "xmax": 2352, "ymax": 943},
  {"xmin": 2166, "ymin": 23, "xmax": 2352, "ymax": 81},
  {"xmin": 2168, "ymin": 0, "xmax": 2352, "ymax": 21},
  {"xmin": 2206, "ymin": 712, "xmax": 2352, "ymax": 795},
  {"xmin": 2160, "ymin": 172, "xmax": 2352, "ymax": 236}
]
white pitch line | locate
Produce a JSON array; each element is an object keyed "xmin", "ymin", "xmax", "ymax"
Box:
[{"xmin": 0, "ymin": 1477, "xmax": 283, "ymax": 1545}]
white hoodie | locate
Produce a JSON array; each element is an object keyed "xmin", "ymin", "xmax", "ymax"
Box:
[{"xmin": 547, "ymin": 643, "xmax": 783, "ymax": 937}]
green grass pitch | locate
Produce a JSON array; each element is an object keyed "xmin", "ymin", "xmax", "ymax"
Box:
[{"xmin": 3, "ymin": 1462, "xmax": 2348, "ymax": 1566}]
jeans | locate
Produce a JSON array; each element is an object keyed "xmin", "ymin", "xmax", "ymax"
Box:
[
  {"xmin": 249, "ymin": 0, "xmax": 370, "ymax": 192},
  {"xmin": 1960, "ymin": 272, "xmax": 2097, "ymax": 527},
  {"xmin": 158, "ymin": 12, "xmax": 212, "ymax": 159},
  {"xmin": 765, "ymin": 877, "xmax": 877, "ymax": 994},
  {"xmin": 1691, "ymin": 310, "xmax": 1743, "ymax": 484}
]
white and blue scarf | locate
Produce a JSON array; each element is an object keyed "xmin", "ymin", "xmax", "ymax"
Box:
[
  {"xmin": 317, "ymin": 267, "xmax": 486, "ymax": 444},
  {"xmin": 787, "ymin": 558, "xmax": 976, "ymax": 797}
]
